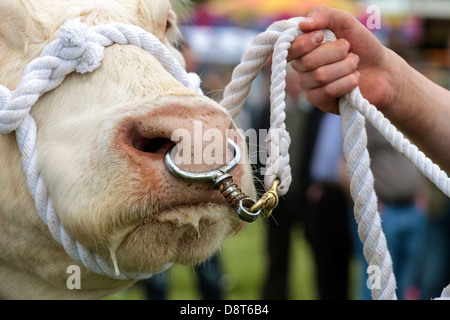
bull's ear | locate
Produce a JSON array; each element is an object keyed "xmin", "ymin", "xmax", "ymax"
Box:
[{"xmin": 0, "ymin": 1, "xmax": 29, "ymax": 50}]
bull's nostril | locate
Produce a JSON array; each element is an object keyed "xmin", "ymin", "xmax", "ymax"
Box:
[{"xmin": 133, "ymin": 134, "xmax": 174, "ymax": 154}]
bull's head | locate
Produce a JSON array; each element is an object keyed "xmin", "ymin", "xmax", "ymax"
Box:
[{"xmin": 0, "ymin": 0, "xmax": 255, "ymax": 299}]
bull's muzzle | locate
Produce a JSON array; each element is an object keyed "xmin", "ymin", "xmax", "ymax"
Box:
[{"xmin": 165, "ymin": 138, "xmax": 262, "ymax": 222}]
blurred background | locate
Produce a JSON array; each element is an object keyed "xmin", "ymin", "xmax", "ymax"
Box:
[{"xmin": 107, "ymin": 0, "xmax": 450, "ymax": 300}]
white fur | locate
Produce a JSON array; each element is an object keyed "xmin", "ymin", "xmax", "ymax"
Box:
[{"xmin": 0, "ymin": 0, "xmax": 254, "ymax": 299}]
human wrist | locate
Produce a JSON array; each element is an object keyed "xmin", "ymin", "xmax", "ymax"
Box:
[{"xmin": 378, "ymin": 48, "xmax": 409, "ymax": 120}]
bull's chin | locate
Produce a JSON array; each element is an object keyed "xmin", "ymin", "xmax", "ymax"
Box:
[{"xmin": 110, "ymin": 202, "xmax": 246, "ymax": 274}]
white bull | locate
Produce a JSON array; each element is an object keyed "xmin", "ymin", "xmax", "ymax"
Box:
[{"xmin": 0, "ymin": 0, "xmax": 255, "ymax": 299}]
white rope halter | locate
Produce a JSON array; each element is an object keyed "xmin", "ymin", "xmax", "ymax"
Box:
[
  {"xmin": 1, "ymin": 17, "xmax": 449, "ymax": 299},
  {"xmin": 0, "ymin": 19, "xmax": 203, "ymax": 280}
]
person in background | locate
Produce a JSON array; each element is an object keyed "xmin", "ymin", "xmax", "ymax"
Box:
[
  {"xmin": 301, "ymin": 108, "xmax": 352, "ymax": 300},
  {"xmin": 259, "ymin": 65, "xmax": 312, "ymax": 300},
  {"xmin": 352, "ymin": 122, "xmax": 429, "ymax": 300},
  {"xmin": 260, "ymin": 65, "xmax": 352, "ymax": 300}
]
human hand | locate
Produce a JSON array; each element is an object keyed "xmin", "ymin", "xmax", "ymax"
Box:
[{"xmin": 288, "ymin": 5, "xmax": 394, "ymax": 114}]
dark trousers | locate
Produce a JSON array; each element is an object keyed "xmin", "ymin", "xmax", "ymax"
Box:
[
  {"xmin": 305, "ymin": 184, "xmax": 352, "ymax": 300},
  {"xmin": 261, "ymin": 198, "xmax": 297, "ymax": 300}
]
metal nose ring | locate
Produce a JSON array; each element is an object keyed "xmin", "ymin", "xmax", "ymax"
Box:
[
  {"xmin": 164, "ymin": 138, "xmax": 241, "ymax": 182},
  {"xmin": 164, "ymin": 138, "xmax": 262, "ymax": 222}
]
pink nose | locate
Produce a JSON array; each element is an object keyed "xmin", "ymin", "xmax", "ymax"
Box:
[
  {"xmin": 113, "ymin": 97, "xmax": 244, "ymax": 186},
  {"xmin": 111, "ymin": 96, "xmax": 253, "ymax": 221}
]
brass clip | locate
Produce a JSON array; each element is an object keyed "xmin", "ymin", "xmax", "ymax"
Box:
[{"xmin": 250, "ymin": 180, "xmax": 280, "ymax": 219}]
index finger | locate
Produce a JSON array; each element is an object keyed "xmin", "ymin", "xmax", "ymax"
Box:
[{"xmin": 287, "ymin": 31, "xmax": 324, "ymax": 62}]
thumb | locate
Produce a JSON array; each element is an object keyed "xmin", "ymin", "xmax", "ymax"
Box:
[{"xmin": 299, "ymin": 5, "xmax": 356, "ymax": 36}]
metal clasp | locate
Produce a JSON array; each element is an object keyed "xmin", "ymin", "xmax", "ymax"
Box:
[{"xmin": 250, "ymin": 179, "xmax": 280, "ymax": 219}]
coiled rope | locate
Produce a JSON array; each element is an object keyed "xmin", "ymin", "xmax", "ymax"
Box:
[{"xmin": 1, "ymin": 17, "xmax": 449, "ymax": 299}]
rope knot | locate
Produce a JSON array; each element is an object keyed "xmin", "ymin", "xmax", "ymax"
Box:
[{"xmin": 59, "ymin": 19, "xmax": 105, "ymax": 74}]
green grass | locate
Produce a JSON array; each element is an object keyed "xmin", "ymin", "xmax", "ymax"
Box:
[{"xmin": 104, "ymin": 219, "xmax": 343, "ymax": 300}]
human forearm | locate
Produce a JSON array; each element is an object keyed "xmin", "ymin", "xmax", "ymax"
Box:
[{"xmin": 383, "ymin": 49, "xmax": 450, "ymax": 172}]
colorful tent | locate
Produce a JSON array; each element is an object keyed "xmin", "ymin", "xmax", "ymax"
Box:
[{"xmin": 200, "ymin": 0, "xmax": 357, "ymax": 27}]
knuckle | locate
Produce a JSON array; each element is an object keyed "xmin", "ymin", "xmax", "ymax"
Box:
[
  {"xmin": 349, "ymin": 73, "xmax": 360, "ymax": 87},
  {"xmin": 290, "ymin": 59, "xmax": 304, "ymax": 73},
  {"xmin": 300, "ymin": 56, "xmax": 317, "ymax": 71},
  {"xmin": 323, "ymin": 83, "xmax": 337, "ymax": 97},
  {"xmin": 297, "ymin": 34, "xmax": 311, "ymax": 49},
  {"xmin": 349, "ymin": 53, "xmax": 360, "ymax": 69},
  {"xmin": 305, "ymin": 91, "xmax": 337, "ymax": 114},
  {"xmin": 313, "ymin": 67, "xmax": 328, "ymax": 85},
  {"xmin": 336, "ymin": 39, "xmax": 350, "ymax": 56}
]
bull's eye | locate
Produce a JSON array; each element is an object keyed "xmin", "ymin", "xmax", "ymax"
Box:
[
  {"xmin": 165, "ymin": 20, "xmax": 172, "ymax": 33},
  {"xmin": 165, "ymin": 9, "xmax": 176, "ymax": 34}
]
